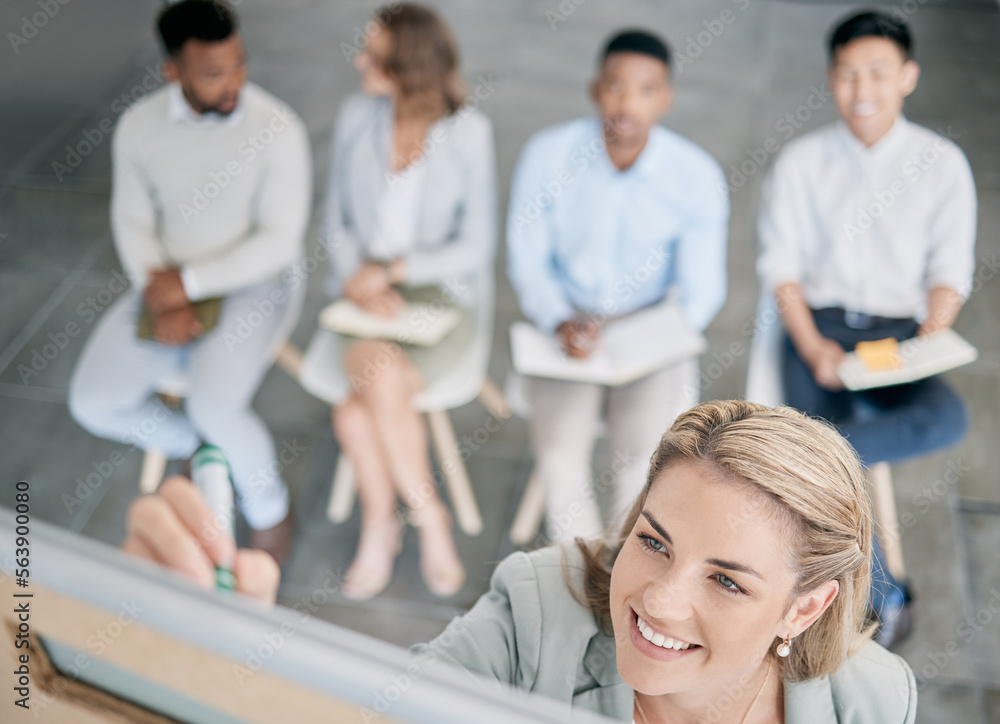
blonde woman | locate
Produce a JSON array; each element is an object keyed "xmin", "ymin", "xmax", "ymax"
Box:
[
  {"xmin": 417, "ymin": 400, "xmax": 914, "ymax": 722},
  {"xmin": 124, "ymin": 401, "xmax": 915, "ymax": 722},
  {"xmin": 322, "ymin": 5, "xmax": 497, "ymax": 599}
]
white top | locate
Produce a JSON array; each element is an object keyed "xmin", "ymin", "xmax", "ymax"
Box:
[
  {"xmin": 368, "ymin": 160, "xmax": 428, "ymax": 261},
  {"xmin": 111, "ymin": 81, "xmax": 312, "ymax": 300},
  {"xmin": 166, "ymin": 83, "xmax": 244, "ymax": 128},
  {"xmin": 323, "ymin": 93, "xmax": 497, "ymax": 308},
  {"xmin": 757, "ymin": 116, "xmax": 976, "ymax": 319}
]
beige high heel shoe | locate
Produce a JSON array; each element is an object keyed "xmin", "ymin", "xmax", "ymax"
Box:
[
  {"xmin": 342, "ymin": 514, "xmax": 404, "ymax": 601},
  {"xmin": 408, "ymin": 502, "xmax": 465, "ymax": 597}
]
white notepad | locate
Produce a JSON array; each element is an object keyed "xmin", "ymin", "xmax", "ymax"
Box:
[
  {"xmin": 511, "ymin": 303, "xmax": 706, "ymax": 386},
  {"xmin": 319, "ymin": 299, "xmax": 460, "ymax": 346},
  {"xmin": 838, "ymin": 328, "xmax": 978, "ymax": 391}
]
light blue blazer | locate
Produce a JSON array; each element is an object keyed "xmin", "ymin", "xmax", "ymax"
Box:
[
  {"xmin": 416, "ymin": 545, "xmax": 918, "ymax": 723},
  {"xmin": 322, "ymin": 93, "xmax": 497, "ymax": 307}
]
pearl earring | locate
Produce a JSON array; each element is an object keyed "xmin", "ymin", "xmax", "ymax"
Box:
[{"xmin": 776, "ymin": 637, "xmax": 791, "ymax": 658}]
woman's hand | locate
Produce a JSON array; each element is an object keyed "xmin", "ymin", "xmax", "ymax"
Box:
[
  {"xmin": 122, "ymin": 476, "xmax": 280, "ymax": 604},
  {"xmin": 358, "ymin": 288, "xmax": 406, "ymax": 318},
  {"xmin": 344, "ymin": 262, "xmax": 393, "ymax": 305}
]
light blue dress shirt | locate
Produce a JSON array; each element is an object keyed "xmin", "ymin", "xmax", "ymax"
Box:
[{"xmin": 506, "ymin": 117, "xmax": 729, "ymax": 334}]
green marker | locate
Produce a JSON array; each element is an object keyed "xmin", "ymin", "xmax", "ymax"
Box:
[{"xmin": 191, "ymin": 444, "xmax": 237, "ymax": 592}]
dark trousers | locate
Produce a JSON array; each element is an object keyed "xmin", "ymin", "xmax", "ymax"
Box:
[
  {"xmin": 782, "ymin": 308, "xmax": 968, "ymax": 465},
  {"xmin": 783, "ymin": 308, "xmax": 969, "ymax": 620}
]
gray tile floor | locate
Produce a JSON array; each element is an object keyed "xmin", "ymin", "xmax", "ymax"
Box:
[{"xmin": 1, "ymin": 0, "xmax": 998, "ymax": 721}]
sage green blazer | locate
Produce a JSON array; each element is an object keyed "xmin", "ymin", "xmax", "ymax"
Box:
[{"xmin": 416, "ymin": 545, "xmax": 917, "ymax": 723}]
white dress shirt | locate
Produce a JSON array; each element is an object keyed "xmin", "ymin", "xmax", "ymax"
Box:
[
  {"xmin": 166, "ymin": 82, "xmax": 245, "ymax": 127},
  {"xmin": 757, "ymin": 116, "xmax": 976, "ymax": 319},
  {"xmin": 368, "ymin": 161, "xmax": 429, "ymax": 261}
]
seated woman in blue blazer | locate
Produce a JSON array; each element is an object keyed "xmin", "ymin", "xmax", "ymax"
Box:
[
  {"xmin": 321, "ymin": 4, "xmax": 497, "ymax": 599},
  {"xmin": 124, "ymin": 400, "xmax": 916, "ymax": 723}
]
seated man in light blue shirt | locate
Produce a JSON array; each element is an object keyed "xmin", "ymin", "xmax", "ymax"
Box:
[{"xmin": 507, "ymin": 30, "xmax": 728, "ymax": 543}]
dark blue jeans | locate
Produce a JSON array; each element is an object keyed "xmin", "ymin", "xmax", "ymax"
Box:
[
  {"xmin": 783, "ymin": 308, "xmax": 968, "ymax": 620},
  {"xmin": 782, "ymin": 308, "xmax": 968, "ymax": 465}
]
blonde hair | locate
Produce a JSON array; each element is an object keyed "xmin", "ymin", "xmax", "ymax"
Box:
[
  {"xmin": 575, "ymin": 400, "xmax": 874, "ymax": 681},
  {"xmin": 378, "ymin": 4, "xmax": 465, "ymax": 120}
]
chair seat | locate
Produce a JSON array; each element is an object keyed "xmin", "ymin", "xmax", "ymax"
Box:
[
  {"xmin": 744, "ymin": 290, "xmax": 785, "ymax": 406},
  {"xmin": 300, "ymin": 274, "xmax": 494, "ymax": 412}
]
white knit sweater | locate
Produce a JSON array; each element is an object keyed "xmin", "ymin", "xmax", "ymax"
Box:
[{"xmin": 110, "ymin": 82, "xmax": 312, "ymax": 299}]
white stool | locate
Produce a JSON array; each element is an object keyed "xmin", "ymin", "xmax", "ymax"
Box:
[
  {"xmin": 744, "ymin": 290, "xmax": 906, "ymax": 581},
  {"xmin": 300, "ymin": 269, "xmax": 504, "ymax": 537},
  {"xmin": 138, "ymin": 343, "xmax": 304, "ymax": 494},
  {"xmin": 504, "ymin": 371, "xmax": 544, "ymax": 545}
]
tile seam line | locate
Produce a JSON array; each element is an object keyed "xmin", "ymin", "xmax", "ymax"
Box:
[{"xmin": 0, "ymin": 236, "xmax": 107, "ymax": 377}]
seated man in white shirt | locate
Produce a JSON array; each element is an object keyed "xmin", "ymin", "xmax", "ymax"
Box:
[
  {"xmin": 757, "ymin": 11, "xmax": 976, "ymax": 646},
  {"xmin": 69, "ymin": 0, "xmax": 311, "ymax": 563},
  {"xmin": 507, "ymin": 30, "xmax": 728, "ymax": 544}
]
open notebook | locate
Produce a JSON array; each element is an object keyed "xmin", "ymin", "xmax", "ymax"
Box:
[
  {"xmin": 511, "ymin": 303, "xmax": 706, "ymax": 386},
  {"xmin": 838, "ymin": 328, "xmax": 978, "ymax": 391},
  {"xmin": 319, "ymin": 299, "xmax": 460, "ymax": 347}
]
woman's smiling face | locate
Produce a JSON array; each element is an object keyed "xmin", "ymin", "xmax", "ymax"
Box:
[{"xmin": 610, "ymin": 460, "xmax": 810, "ymax": 696}]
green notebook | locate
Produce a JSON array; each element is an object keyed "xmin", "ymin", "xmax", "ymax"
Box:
[{"xmin": 137, "ymin": 298, "xmax": 223, "ymax": 341}]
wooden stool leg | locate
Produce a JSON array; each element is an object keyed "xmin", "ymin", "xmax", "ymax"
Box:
[
  {"xmin": 139, "ymin": 449, "xmax": 167, "ymax": 494},
  {"xmin": 327, "ymin": 454, "xmax": 357, "ymax": 523},
  {"xmin": 275, "ymin": 342, "xmax": 303, "ymax": 380},
  {"xmin": 477, "ymin": 377, "xmax": 511, "ymax": 420},
  {"xmin": 510, "ymin": 466, "xmax": 546, "ymax": 545},
  {"xmin": 427, "ymin": 409, "xmax": 483, "ymax": 536},
  {"xmin": 870, "ymin": 461, "xmax": 907, "ymax": 581}
]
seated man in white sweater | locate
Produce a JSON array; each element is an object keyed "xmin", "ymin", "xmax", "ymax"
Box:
[{"xmin": 69, "ymin": 0, "xmax": 311, "ymax": 563}]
